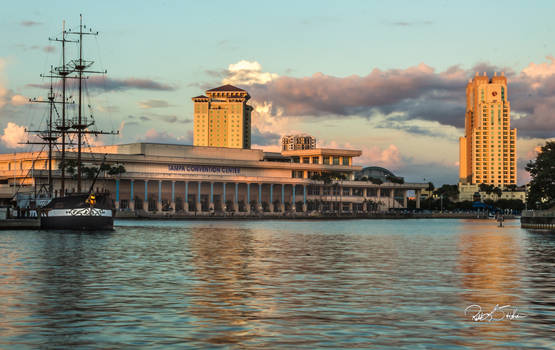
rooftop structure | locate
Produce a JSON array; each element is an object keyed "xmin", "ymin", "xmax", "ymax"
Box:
[{"xmin": 281, "ymin": 134, "xmax": 316, "ymax": 151}]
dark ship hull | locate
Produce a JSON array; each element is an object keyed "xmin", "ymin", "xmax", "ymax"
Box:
[{"xmin": 40, "ymin": 193, "xmax": 114, "ymax": 230}]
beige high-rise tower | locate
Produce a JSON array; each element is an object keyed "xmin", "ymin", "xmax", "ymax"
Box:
[
  {"xmin": 459, "ymin": 72, "xmax": 517, "ymax": 187},
  {"xmin": 192, "ymin": 84, "xmax": 253, "ymax": 149}
]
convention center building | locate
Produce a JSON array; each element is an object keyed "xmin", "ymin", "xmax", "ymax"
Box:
[
  {"xmin": 0, "ymin": 84, "xmax": 428, "ymax": 215},
  {"xmin": 0, "ymin": 143, "xmax": 427, "ymax": 215}
]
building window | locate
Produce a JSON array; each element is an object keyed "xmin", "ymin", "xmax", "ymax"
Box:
[
  {"xmin": 323, "ymin": 157, "xmax": 330, "ymax": 165},
  {"xmin": 333, "ymin": 156, "xmax": 340, "ymax": 165},
  {"xmin": 312, "ymin": 156, "xmax": 319, "ymax": 164},
  {"xmin": 342, "ymin": 157, "xmax": 349, "ymax": 166}
]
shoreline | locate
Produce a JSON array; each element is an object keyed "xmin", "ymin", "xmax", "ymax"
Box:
[{"xmin": 115, "ymin": 212, "xmax": 512, "ymax": 221}]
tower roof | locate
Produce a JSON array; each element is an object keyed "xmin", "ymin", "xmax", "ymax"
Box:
[{"xmin": 207, "ymin": 84, "xmax": 245, "ymax": 92}]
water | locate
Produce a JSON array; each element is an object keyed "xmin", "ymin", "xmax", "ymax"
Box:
[{"xmin": 0, "ymin": 219, "xmax": 553, "ymax": 349}]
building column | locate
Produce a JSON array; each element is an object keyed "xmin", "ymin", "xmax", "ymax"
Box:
[
  {"xmin": 416, "ymin": 189, "xmax": 421, "ymax": 209},
  {"xmin": 291, "ymin": 184, "xmax": 296, "ymax": 212},
  {"xmin": 246, "ymin": 183, "xmax": 251, "ymax": 213},
  {"xmin": 209, "ymin": 182, "xmax": 214, "ymax": 211},
  {"xmin": 390, "ymin": 188, "xmax": 395, "ymax": 209},
  {"xmin": 403, "ymin": 190, "xmax": 408, "ymax": 208},
  {"xmin": 170, "ymin": 181, "xmax": 175, "ymax": 213},
  {"xmin": 129, "ymin": 179, "xmax": 135, "ymax": 211},
  {"xmin": 115, "ymin": 179, "xmax": 120, "ymax": 210},
  {"xmin": 234, "ymin": 182, "xmax": 239, "ymax": 213},
  {"xmin": 196, "ymin": 182, "xmax": 202, "ymax": 212},
  {"xmin": 143, "ymin": 180, "xmax": 149, "ymax": 212},
  {"xmin": 302, "ymin": 184, "xmax": 307, "ymax": 212},
  {"xmin": 257, "ymin": 183, "xmax": 263, "ymax": 212},
  {"xmin": 222, "ymin": 182, "xmax": 227, "ymax": 212},
  {"xmin": 269, "ymin": 184, "xmax": 274, "ymax": 212},
  {"xmin": 362, "ymin": 187, "xmax": 367, "ymax": 212},
  {"xmin": 184, "ymin": 181, "xmax": 189, "ymax": 212},
  {"xmin": 157, "ymin": 180, "xmax": 163, "ymax": 212},
  {"xmin": 338, "ymin": 185, "xmax": 343, "ymax": 214},
  {"xmin": 376, "ymin": 187, "xmax": 381, "ymax": 211},
  {"xmin": 280, "ymin": 184, "xmax": 285, "ymax": 212}
]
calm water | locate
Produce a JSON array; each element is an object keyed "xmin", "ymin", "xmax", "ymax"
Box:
[{"xmin": 0, "ymin": 219, "xmax": 553, "ymax": 349}]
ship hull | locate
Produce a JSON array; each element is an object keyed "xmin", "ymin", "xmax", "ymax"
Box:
[
  {"xmin": 41, "ymin": 216, "xmax": 113, "ymax": 230},
  {"xmin": 41, "ymin": 194, "xmax": 114, "ymax": 230}
]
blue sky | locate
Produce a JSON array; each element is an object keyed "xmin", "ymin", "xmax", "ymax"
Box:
[{"xmin": 1, "ymin": 0, "xmax": 554, "ymax": 185}]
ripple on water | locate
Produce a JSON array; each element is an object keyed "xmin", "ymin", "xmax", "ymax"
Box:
[{"xmin": 0, "ymin": 219, "xmax": 553, "ymax": 349}]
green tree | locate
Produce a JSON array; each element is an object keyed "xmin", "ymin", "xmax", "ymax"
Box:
[
  {"xmin": 434, "ymin": 184, "xmax": 459, "ymax": 201},
  {"xmin": 525, "ymin": 141, "xmax": 555, "ymax": 209}
]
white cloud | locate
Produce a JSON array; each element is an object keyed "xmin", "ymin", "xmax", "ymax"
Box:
[
  {"xmin": 0, "ymin": 58, "xmax": 28, "ymax": 109},
  {"xmin": 1, "ymin": 122, "xmax": 26, "ymax": 148},
  {"xmin": 138, "ymin": 99, "xmax": 171, "ymax": 109},
  {"xmin": 251, "ymin": 100, "xmax": 291, "ymax": 134},
  {"xmin": 222, "ymin": 60, "xmax": 278, "ymax": 86},
  {"xmin": 10, "ymin": 95, "xmax": 28, "ymax": 106},
  {"xmin": 356, "ymin": 144, "xmax": 403, "ymax": 170},
  {"xmin": 522, "ymin": 56, "xmax": 555, "ymax": 79}
]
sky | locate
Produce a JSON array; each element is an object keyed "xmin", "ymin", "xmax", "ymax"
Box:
[{"xmin": 0, "ymin": 0, "xmax": 554, "ymax": 186}]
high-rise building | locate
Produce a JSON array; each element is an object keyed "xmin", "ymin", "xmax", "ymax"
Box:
[
  {"xmin": 459, "ymin": 72, "xmax": 517, "ymax": 187},
  {"xmin": 281, "ymin": 134, "xmax": 317, "ymax": 151},
  {"xmin": 192, "ymin": 84, "xmax": 253, "ymax": 149}
]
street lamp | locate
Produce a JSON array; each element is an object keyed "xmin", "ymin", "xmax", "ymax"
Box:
[{"xmin": 433, "ymin": 193, "xmax": 444, "ymax": 212}]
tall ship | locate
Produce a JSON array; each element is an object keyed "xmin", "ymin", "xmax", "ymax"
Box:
[{"xmin": 23, "ymin": 16, "xmax": 118, "ymax": 230}]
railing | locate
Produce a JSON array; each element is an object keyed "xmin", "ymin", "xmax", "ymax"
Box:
[{"xmin": 522, "ymin": 209, "xmax": 555, "ymax": 218}]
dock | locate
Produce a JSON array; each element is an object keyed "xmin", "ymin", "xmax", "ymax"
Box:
[{"xmin": 0, "ymin": 218, "xmax": 41, "ymax": 230}]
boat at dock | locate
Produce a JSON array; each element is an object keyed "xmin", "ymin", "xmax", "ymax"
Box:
[{"xmin": 18, "ymin": 15, "xmax": 117, "ymax": 230}]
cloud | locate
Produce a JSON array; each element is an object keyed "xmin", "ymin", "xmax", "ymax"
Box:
[
  {"xmin": 10, "ymin": 95, "xmax": 28, "ymax": 106},
  {"xmin": 42, "ymin": 45, "xmax": 55, "ymax": 53},
  {"xmin": 139, "ymin": 128, "xmax": 193, "ymax": 145},
  {"xmin": 252, "ymin": 129, "xmax": 281, "ymax": 146},
  {"xmin": 388, "ymin": 20, "xmax": 433, "ymax": 27},
  {"xmin": 0, "ymin": 122, "xmax": 26, "ymax": 148},
  {"xmin": 522, "ymin": 56, "xmax": 555, "ymax": 78},
  {"xmin": 28, "ymin": 76, "xmax": 176, "ymax": 92},
  {"xmin": 97, "ymin": 105, "xmax": 120, "ymax": 113},
  {"xmin": 130, "ymin": 113, "xmax": 190, "ymax": 124},
  {"xmin": 0, "ymin": 67, "xmax": 28, "ymax": 109},
  {"xmin": 156, "ymin": 115, "xmax": 191, "ymax": 124},
  {"xmin": 138, "ymin": 99, "xmax": 172, "ymax": 109},
  {"xmin": 222, "ymin": 60, "xmax": 278, "ymax": 86},
  {"xmin": 356, "ymin": 144, "xmax": 403, "ymax": 170},
  {"xmin": 222, "ymin": 59, "xmax": 555, "ymax": 139},
  {"xmin": 14, "ymin": 44, "xmax": 56, "ymax": 53},
  {"xmin": 20, "ymin": 20, "xmax": 42, "ymax": 27},
  {"xmin": 373, "ymin": 115, "xmax": 461, "ymax": 140}
]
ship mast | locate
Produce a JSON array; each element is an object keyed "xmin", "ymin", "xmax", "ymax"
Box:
[
  {"xmin": 66, "ymin": 14, "xmax": 117, "ymax": 193},
  {"xmin": 26, "ymin": 67, "xmax": 67, "ymax": 197},
  {"xmin": 50, "ymin": 20, "xmax": 77, "ymax": 196}
]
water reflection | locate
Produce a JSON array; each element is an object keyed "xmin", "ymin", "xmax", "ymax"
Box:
[
  {"xmin": 0, "ymin": 220, "xmax": 553, "ymax": 349},
  {"xmin": 0, "ymin": 235, "xmax": 32, "ymax": 341},
  {"xmin": 456, "ymin": 219, "xmax": 523, "ymax": 344}
]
